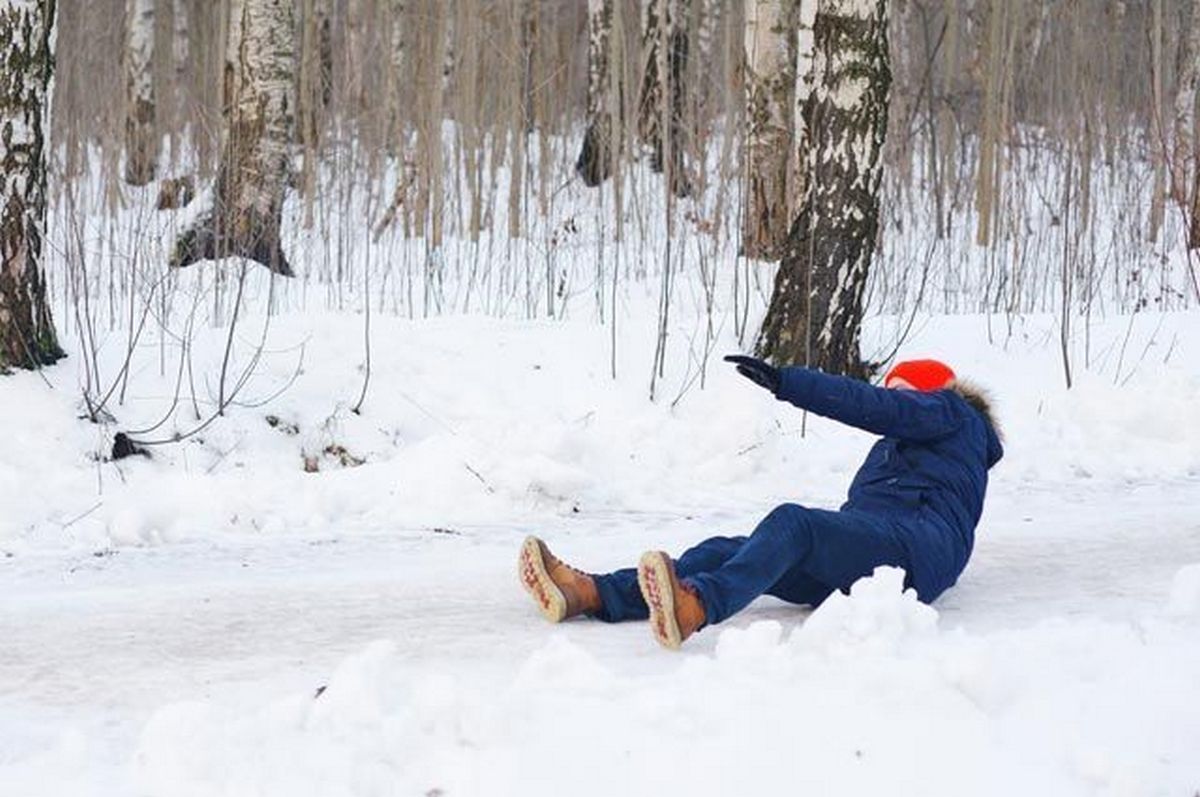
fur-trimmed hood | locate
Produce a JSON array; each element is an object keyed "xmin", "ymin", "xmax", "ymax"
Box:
[{"xmin": 949, "ymin": 379, "xmax": 1004, "ymax": 467}]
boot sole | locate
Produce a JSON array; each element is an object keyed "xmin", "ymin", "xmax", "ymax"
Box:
[
  {"xmin": 519, "ymin": 536, "xmax": 567, "ymax": 623},
  {"xmin": 638, "ymin": 551, "xmax": 682, "ymax": 650}
]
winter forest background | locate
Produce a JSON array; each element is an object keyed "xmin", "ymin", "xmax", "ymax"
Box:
[
  {"xmin": 13, "ymin": 0, "xmax": 1200, "ymax": 391},
  {"xmin": 3, "ymin": 1, "xmax": 1200, "ymax": 796}
]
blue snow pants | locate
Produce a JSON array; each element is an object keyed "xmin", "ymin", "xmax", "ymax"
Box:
[{"xmin": 591, "ymin": 504, "xmax": 911, "ymax": 626}]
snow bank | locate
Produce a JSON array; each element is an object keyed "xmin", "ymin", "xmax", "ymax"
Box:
[
  {"xmin": 1166, "ymin": 563, "xmax": 1200, "ymax": 619},
  {"xmin": 3, "ymin": 295, "xmax": 1199, "ymax": 553},
  {"xmin": 132, "ymin": 567, "xmax": 1200, "ymax": 797}
]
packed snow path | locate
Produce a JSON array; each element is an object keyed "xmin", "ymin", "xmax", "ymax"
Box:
[
  {"xmin": 5, "ymin": 482, "xmax": 1200, "ymax": 706},
  {"xmin": 4, "ymin": 480, "xmax": 1200, "ymax": 796}
]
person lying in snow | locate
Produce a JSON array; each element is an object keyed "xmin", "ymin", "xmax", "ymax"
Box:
[{"xmin": 519, "ymin": 356, "xmax": 1004, "ymax": 650}]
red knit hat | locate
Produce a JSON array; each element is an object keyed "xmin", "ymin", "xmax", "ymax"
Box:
[{"xmin": 884, "ymin": 359, "xmax": 956, "ymax": 391}]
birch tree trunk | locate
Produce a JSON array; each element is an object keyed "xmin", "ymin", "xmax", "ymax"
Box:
[
  {"xmin": 507, "ymin": 0, "xmax": 534, "ymax": 240},
  {"xmin": 172, "ymin": 0, "xmax": 296, "ymax": 275},
  {"xmin": 1150, "ymin": 0, "xmax": 1166, "ymax": 243},
  {"xmin": 974, "ymin": 0, "xmax": 1003, "ymax": 247},
  {"xmin": 168, "ymin": 0, "xmax": 190, "ymax": 161},
  {"xmin": 742, "ymin": 0, "xmax": 794, "ymax": 259},
  {"xmin": 0, "ymin": 0, "xmax": 63, "ymax": 371},
  {"xmin": 576, "ymin": 0, "xmax": 615, "ymax": 186},
  {"xmin": 386, "ymin": 0, "xmax": 405, "ymax": 152},
  {"xmin": 636, "ymin": 0, "xmax": 690, "ymax": 196},
  {"xmin": 406, "ymin": 0, "xmax": 451, "ymax": 247},
  {"xmin": 1183, "ymin": 0, "xmax": 1200, "ymax": 248},
  {"xmin": 427, "ymin": 1, "xmax": 450, "ymax": 247},
  {"xmin": 695, "ymin": 0, "xmax": 720, "ymax": 111},
  {"xmin": 344, "ymin": 0, "xmax": 367, "ymax": 112},
  {"xmin": 755, "ymin": 0, "xmax": 890, "ymax": 376},
  {"xmin": 1173, "ymin": 0, "xmax": 1200, "ymax": 207},
  {"xmin": 637, "ymin": 0, "xmax": 663, "ymax": 157},
  {"xmin": 297, "ymin": 0, "xmax": 331, "ymax": 226},
  {"xmin": 173, "ymin": 0, "xmax": 188, "ymax": 85},
  {"xmin": 123, "ymin": 0, "xmax": 157, "ymax": 184},
  {"xmin": 792, "ymin": 0, "xmax": 817, "ymax": 217}
]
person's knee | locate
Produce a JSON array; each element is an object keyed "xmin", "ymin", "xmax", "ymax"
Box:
[
  {"xmin": 764, "ymin": 503, "xmax": 812, "ymax": 530},
  {"xmin": 676, "ymin": 535, "xmax": 745, "ymax": 573},
  {"xmin": 700, "ymin": 535, "xmax": 744, "ymax": 547},
  {"xmin": 758, "ymin": 503, "xmax": 817, "ymax": 544}
]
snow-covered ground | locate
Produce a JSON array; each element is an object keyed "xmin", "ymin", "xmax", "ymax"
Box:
[{"xmin": 3, "ymin": 259, "xmax": 1200, "ymax": 795}]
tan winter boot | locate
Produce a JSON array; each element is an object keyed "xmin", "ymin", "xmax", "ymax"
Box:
[
  {"xmin": 637, "ymin": 551, "xmax": 706, "ymax": 650},
  {"xmin": 519, "ymin": 536, "xmax": 602, "ymax": 623}
]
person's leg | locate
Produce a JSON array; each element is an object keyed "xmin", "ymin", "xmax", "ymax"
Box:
[
  {"xmin": 765, "ymin": 567, "xmax": 836, "ymax": 608},
  {"xmin": 685, "ymin": 504, "xmax": 908, "ymax": 626},
  {"xmin": 592, "ymin": 536, "xmax": 747, "ymax": 622},
  {"xmin": 676, "ymin": 536, "xmax": 748, "ymax": 577},
  {"xmin": 519, "ymin": 537, "xmax": 602, "ymax": 622}
]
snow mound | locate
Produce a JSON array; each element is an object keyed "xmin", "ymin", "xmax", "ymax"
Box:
[
  {"xmin": 135, "ymin": 640, "xmax": 467, "ymax": 797},
  {"xmin": 1165, "ymin": 562, "xmax": 1200, "ymax": 619},
  {"xmin": 794, "ymin": 565, "xmax": 938, "ymax": 657},
  {"xmin": 131, "ymin": 565, "xmax": 1200, "ymax": 797},
  {"xmin": 512, "ymin": 633, "xmax": 617, "ymax": 693}
]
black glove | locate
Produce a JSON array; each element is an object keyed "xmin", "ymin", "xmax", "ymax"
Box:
[{"xmin": 724, "ymin": 355, "xmax": 781, "ymax": 395}]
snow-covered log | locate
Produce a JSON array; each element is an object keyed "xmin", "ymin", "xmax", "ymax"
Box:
[
  {"xmin": 756, "ymin": 0, "xmax": 890, "ymax": 376},
  {"xmin": 0, "ymin": 0, "xmax": 63, "ymax": 371}
]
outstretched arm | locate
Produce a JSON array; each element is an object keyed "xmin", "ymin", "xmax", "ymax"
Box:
[
  {"xmin": 775, "ymin": 366, "xmax": 961, "ymax": 440},
  {"xmin": 725, "ymin": 356, "xmax": 961, "ymax": 441}
]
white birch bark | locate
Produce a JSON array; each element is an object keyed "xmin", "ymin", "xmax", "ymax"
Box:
[
  {"xmin": 169, "ymin": 0, "xmax": 190, "ymax": 157},
  {"xmin": 810, "ymin": 0, "xmax": 889, "ymax": 360},
  {"xmin": 756, "ymin": 0, "xmax": 890, "ymax": 375},
  {"xmin": 173, "ymin": 0, "xmax": 296, "ymax": 274},
  {"xmin": 587, "ymin": 0, "xmax": 610, "ymax": 122},
  {"xmin": 224, "ymin": 0, "xmax": 294, "ymax": 227},
  {"xmin": 430, "ymin": 3, "xmax": 450, "ymax": 246},
  {"xmin": 0, "ymin": 0, "xmax": 63, "ymax": 370},
  {"xmin": 124, "ymin": 0, "xmax": 157, "ymax": 184},
  {"xmin": 742, "ymin": 0, "xmax": 793, "ymax": 259},
  {"xmin": 577, "ymin": 0, "xmax": 614, "ymax": 186},
  {"xmin": 633, "ymin": 0, "xmax": 691, "ymax": 182},
  {"xmin": 637, "ymin": 0, "xmax": 690, "ymax": 195},
  {"xmin": 792, "ymin": 0, "xmax": 817, "ymax": 214}
]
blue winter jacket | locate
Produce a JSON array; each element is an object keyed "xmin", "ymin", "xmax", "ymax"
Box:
[{"xmin": 775, "ymin": 367, "xmax": 1004, "ymax": 598}]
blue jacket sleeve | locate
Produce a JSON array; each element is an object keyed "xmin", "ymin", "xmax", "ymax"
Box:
[{"xmin": 774, "ymin": 367, "xmax": 962, "ymax": 441}]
